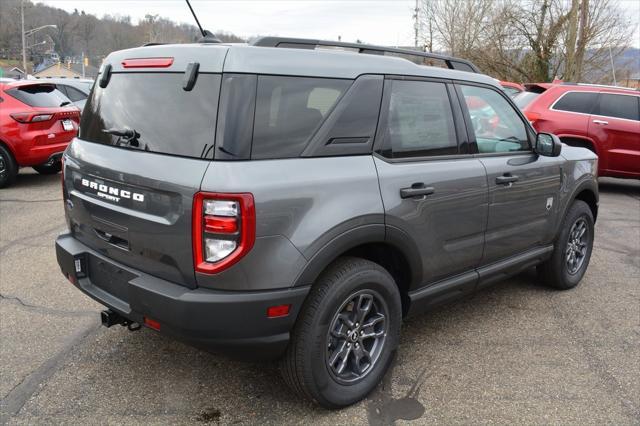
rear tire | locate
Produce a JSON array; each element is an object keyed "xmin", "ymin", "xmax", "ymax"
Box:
[
  {"xmin": 538, "ymin": 200, "xmax": 594, "ymax": 290},
  {"xmin": 33, "ymin": 162, "xmax": 62, "ymax": 175},
  {"xmin": 281, "ymin": 257, "xmax": 402, "ymax": 408},
  {"xmin": 0, "ymin": 145, "xmax": 18, "ymax": 189}
]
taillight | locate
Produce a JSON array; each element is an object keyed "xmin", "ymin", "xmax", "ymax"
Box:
[
  {"xmin": 192, "ymin": 192, "xmax": 255, "ymax": 274},
  {"xmin": 10, "ymin": 112, "xmax": 53, "ymax": 123},
  {"xmin": 524, "ymin": 111, "xmax": 541, "ymax": 124}
]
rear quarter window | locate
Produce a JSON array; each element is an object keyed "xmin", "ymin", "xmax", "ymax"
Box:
[
  {"xmin": 552, "ymin": 92, "xmax": 598, "ymax": 114},
  {"xmin": 6, "ymin": 84, "xmax": 69, "ymax": 107},
  {"xmin": 251, "ymin": 76, "xmax": 350, "ymax": 159}
]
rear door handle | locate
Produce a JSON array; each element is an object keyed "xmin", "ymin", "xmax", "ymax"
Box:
[
  {"xmin": 400, "ymin": 183, "xmax": 435, "ymax": 199},
  {"xmin": 495, "ymin": 174, "xmax": 519, "ymax": 185},
  {"xmin": 593, "ymin": 119, "xmax": 608, "ymax": 125}
]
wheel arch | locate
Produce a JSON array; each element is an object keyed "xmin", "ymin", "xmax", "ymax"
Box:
[{"xmin": 293, "ymin": 224, "xmax": 422, "ymax": 317}]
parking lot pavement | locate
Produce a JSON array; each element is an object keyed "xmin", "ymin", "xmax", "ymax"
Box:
[{"xmin": 1, "ymin": 171, "xmax": 638, "ymax": 425}]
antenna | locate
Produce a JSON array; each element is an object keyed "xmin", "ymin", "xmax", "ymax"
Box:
[{"xmin": 185, "ymin": 0, "xmax": 221, "ymax": 43}]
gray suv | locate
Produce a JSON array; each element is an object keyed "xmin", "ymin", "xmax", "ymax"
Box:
[{"xmin": 55, "ymin": 37, "xmax": 598, "ymax": 408}]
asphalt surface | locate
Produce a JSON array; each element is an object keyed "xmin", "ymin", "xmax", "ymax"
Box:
[{"xmin": 1, "ymin": 170, "xmax": 638, "ymax": 425}]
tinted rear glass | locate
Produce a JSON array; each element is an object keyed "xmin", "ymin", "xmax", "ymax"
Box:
[
  {"xmin": 597, "ymin": 94, "xmax": 639, "ymax": 121},
  {"xmin": 513, "ymin": 91, "xmax": 540, "ymax": 109},
  {"xmin": 251, "ymin": 76, "xmax": 350, "ymax": 159},
  {"xmin": 80, "ymin": 73, "xmax": 221, "ymax": 159},
  {"xmin": 552, "ymin": 92, "xmax": 598, "ymax": 114},
  {"xmin": 6, "ymin": 84, "xmax": 69, "ymax": 107}
]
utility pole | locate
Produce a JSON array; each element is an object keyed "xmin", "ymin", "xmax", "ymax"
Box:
[
  {"xmin": 414, "ymin": 0, "xmax": 419, "ymax": 48},
  {"xmin": 21, "ymin": 0, "xmax": 27, "ymax": 79},
  {"xmin": 609, "ymin": 46, "xmax": 617, "ymax": 86}
]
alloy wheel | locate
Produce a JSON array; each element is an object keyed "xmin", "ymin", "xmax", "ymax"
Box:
[
  {"xmin": 325, "ymin": 290, "xmax": 388, "ymax": 384},
  {"xmin": 566, "ymin": 217, "xmax": 589, "ymax": 275}
]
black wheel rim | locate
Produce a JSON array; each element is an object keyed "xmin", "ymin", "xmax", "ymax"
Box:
[
  {"xmin": 325, "ymin": 289, "xmax": 388, "ymax": 384},
  {"xmin": 566, "ymin": 217, "xmax": 589, "ymax": 275}
]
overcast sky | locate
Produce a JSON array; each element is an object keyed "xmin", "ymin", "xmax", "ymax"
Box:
[{"xmin": 38, "ymin": 0, "xmax": 639, "ymax": 48}]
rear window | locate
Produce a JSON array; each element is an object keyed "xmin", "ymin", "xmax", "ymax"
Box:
[
  {"xmin": 252, "ymin": 76, "xmax": 350, "ymax": 159},
  {"xmin": 552, "ymin": 92, "xmax": 598, "ymax": 114},
  {"xmin": 513, "ymin": 91, "xmax": 540, "ymax": 109},
  {"xmin": 79, "ymin": 73, "xmax": 221, "ymax": 159},
  {"xmin": 6, "ymin": 84, "xmax": 69, "ymax": 107}
]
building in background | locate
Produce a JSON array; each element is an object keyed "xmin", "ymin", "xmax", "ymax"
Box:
[
  {"xmin": 620, "ymin": 74, "xmax": 640, "ymax": 89},
  {"xmin": 33, "ymin": 62, "xmax": 98, "ymax": 79}
]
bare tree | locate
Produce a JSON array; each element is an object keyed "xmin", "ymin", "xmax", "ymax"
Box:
[{"xmin": 418, "ymin": 0, "xmax": 635, "ymax": 83}]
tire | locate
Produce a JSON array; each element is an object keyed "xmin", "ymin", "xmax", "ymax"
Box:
[
  {"xmin": 33, "ymin": 162, "xmax": 62, "ymax": 175},
  {"xmin": 538, "ymin": 200, "xmax": 594, "ymax": 290},
  {"xmin": 0, "ymin": 145, "xmax": 18, "ymax": 189},
  {"xmin": 281, "ymin": 257, "xmax": 402, "ymax": 408}
]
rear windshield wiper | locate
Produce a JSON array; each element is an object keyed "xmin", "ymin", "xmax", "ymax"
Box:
[
  {"xmin": 60, "ymin": 101, "xmax": 72, "ymax": 107},
  {"xmin": 102, "ymin": 128, "xmax": 140, "ymax": 147}
]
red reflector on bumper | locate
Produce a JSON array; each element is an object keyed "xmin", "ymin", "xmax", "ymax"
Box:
[
  {"xmin": 144, "ymin": 317, "xmax": 161, "ymax": 330},
  {"xmin": 267, "ymin": 304, "xmax": 291, "ymax": 318}
]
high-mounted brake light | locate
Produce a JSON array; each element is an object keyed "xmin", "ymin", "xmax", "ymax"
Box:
[
  {"xmin": 121, "ymin": 57, "xmax": 174, "ymax": 68},
  {"xmin": 193, "ymin": 192, "xmax": 255, "ymax": 274}
]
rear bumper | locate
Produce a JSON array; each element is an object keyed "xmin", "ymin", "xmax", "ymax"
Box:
[
  {"xmin": 55, "ymin": 233, "xmax": 309, "ymax": 359},
  {"xmin": 15, "ymin": 141, "xmax": 68, "ymax": 167}
]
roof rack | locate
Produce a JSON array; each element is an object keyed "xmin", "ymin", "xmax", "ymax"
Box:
[
  {"xmin": 561, "ymin": 82, "xmax": 638, "ymax": 92},
  {"xmin": 249, "ymin": 37, "xmax": 480, "ymax": 73}
]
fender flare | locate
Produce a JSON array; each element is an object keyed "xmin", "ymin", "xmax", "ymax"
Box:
[
  {"xmin": 555, "ymin": 178, "xmax": 599, "ymax": 236},
  {"xmin": 292, "ymin": 223, "xmax": 423, "ymax": 289}
]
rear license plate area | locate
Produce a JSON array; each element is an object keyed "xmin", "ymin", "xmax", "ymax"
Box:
[
  {"xmin": 88, "ymin": 255, "xmax": 134, "ymax": 302},
  {"xmin": 62, "ymin": 119, "xmax": 74, "ymax": 131}
]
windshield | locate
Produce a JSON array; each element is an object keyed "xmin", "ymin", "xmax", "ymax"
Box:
[
  {"xmin": 6, "ymin": 84, "xmax": 70, "ymax": 107},
  {"xmin": 513, "ymin": 91, "xmax": 540, "ymax": 109},
  {"xmin": 79, "ymin": 73, "xmax": 221, "ymax": 158}
]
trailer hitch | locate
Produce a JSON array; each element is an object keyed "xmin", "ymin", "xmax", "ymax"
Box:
[{"xmin": 100, "ymin": 309, "xmax": 140, "ymax": 331}]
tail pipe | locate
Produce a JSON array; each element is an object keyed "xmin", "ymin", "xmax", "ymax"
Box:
[{"xmin": 100, "ymin": 309, "xmax": 141, "ymax": 331}]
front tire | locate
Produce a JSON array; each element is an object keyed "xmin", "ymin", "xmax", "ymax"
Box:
[
  {"xmin": 33, "ymin": 161, "xmax": 62, "ymax": 175},
  {"xmin": 0, "ymin": 145, "xmax": 18, "ymax": 189},
  {"xmin": 281, "ymin": 257, "xmax": 402, "ymax": 408},
  {"xmin": 539, "ymin": 200, "xmax": 594, "ymax": 290}
]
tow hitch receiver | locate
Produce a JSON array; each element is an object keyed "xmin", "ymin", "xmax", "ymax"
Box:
[{"xmin": 100, "ymin": 309, "xmax": 141, "ymax": 331}]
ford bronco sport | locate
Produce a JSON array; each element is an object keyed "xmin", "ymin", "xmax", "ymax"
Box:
[{"xmin": 56, "ymin": 37, "xmax": 598, "ymax": 408}]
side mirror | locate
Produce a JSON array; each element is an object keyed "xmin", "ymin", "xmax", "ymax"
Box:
[{"xmin": 535, "ymin": 132, "xmax": 562, "ymax": 157}]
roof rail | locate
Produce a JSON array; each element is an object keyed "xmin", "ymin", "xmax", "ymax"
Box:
[
  {"xmin": 249, "ymin": 37, "xmax": 480, "ymax": 73},
  {"xmin": 561, "ymin": 82, "xmax": 639, "ymax": 92}
]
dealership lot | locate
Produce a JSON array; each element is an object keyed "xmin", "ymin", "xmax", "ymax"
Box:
[{"xmin": 1, "ymin": 171, "xmax": 638, "ymax": 424}]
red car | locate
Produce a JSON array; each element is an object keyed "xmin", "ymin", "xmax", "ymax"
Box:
[
  {"xmin": 500, "ymin": 81, "xmax": 525, "ymax": 98},
  {"xmin": 0, "ymin": 80, "xmax": 80, "ymax": 188},
  {"xmin": 514, "ymin": 83, "xmax": 640, "ymax": 179}
]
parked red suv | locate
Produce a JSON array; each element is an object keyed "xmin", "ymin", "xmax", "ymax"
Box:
[
  {"xmin": 0, "ymin": 80, "xmax": 80, "ymax": 188},
  {"xmin": 514, "ymin": 83, "xmax": 639, "ymax": 179}
]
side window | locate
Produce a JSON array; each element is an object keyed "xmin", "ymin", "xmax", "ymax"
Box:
[
  {"xmin": 597, "ymin": 94, "xmax": 639, "ymax": 121},
  {"xmin": 552, "ymin": 92, "xmax": 598, "ymax": 114},
  {"xmin": 64, "ymin": 86, "xmax": 88, "ymax": 102},
  {"xmin": 252, "ymin": 76, "xmax": 350, "ymax": 159},
  {"xmin": 460, "ymin": 85, "xmax": 530, "ymax": 154},
  {"xmin": 380, "ymin": 80, "xmax": 458, "ymax": 158}
]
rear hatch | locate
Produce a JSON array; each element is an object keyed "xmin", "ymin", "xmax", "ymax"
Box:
[
  {"xmin": 63, "ymin": 46, "xmax": 227, "ymax": 288},
  {"xmin": 5, "ymin": 83, "xmax": 80, "ymax": 143}
]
